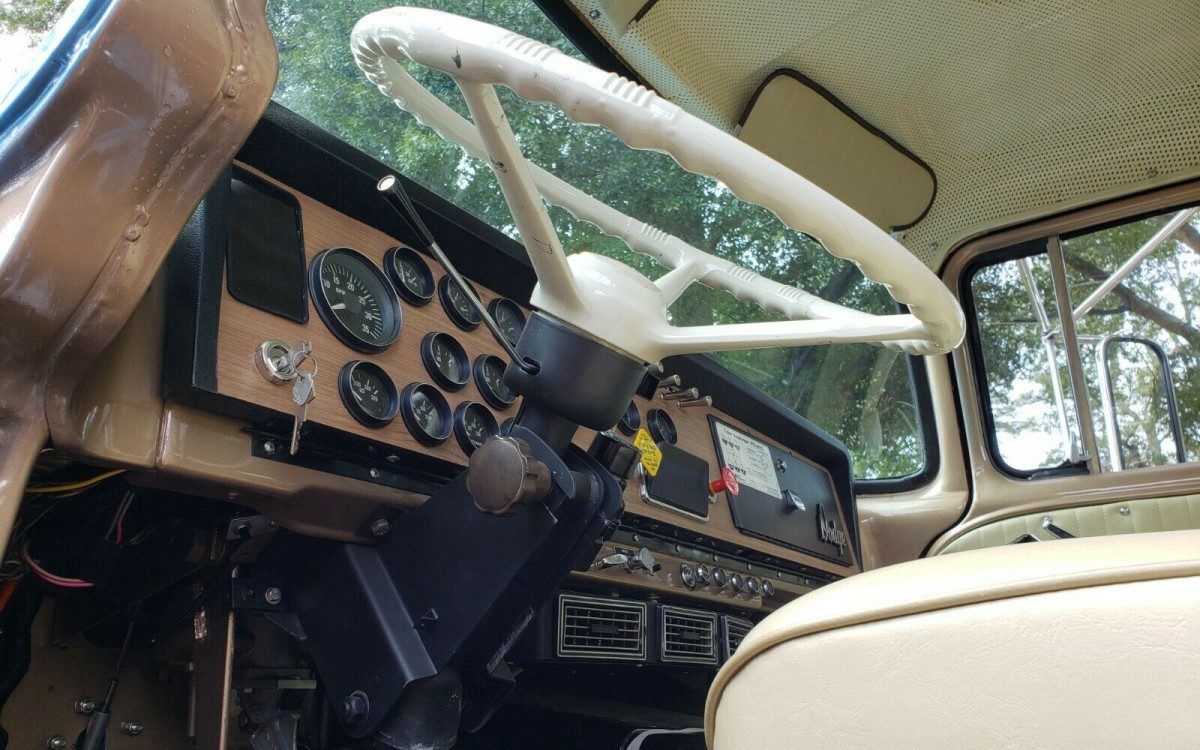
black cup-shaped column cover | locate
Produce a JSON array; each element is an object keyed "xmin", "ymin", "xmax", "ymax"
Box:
[{"xmin": 503, "ymin": 313, "xmax": 648, "ymax": 433}]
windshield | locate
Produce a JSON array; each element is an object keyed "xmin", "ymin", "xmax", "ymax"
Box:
[{"xmin": 269, "ymin": 0, "xmax": 927, "ymax": 481}]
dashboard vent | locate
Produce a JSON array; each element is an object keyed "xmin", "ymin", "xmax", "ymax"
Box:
[
  {"xmin": 660, "ymin": 606, "xmax": 719, "ymax": 665},
  {"xmin": 557, "ymin": 594, "xmax": 647, "ymax": 661},
  {"xmin": 722, "ymin": 616, "xmax": 754, "ymax": 661}
]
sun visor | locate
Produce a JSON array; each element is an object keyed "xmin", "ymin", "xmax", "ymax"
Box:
[{"xmin": 737, "ymin": 71, "xmax": 936, "ymax": 231}]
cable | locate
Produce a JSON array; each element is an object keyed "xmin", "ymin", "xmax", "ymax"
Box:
[
  {"xmin": 107, "ymin": 491, "xmax": 134, "ymax": 545},
  {"xmin": 25, "ymin": 468, "xmax": 125, "ymax": 494},
  {"xmin": 76, "ymin": 617, "xmax": 136, "ymax": 750},
  {"xmin": 20, "ymin": 543, "xmax": 94, "ymax": 588}
]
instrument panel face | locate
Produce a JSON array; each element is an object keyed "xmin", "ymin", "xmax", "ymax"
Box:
[
  {"xmin": 212, "ymin": 164, "xmax": 859, "ymax": 577},
  {"xmin": 214, "ymin": 167, "xmax": 522, "ymax": 466}
]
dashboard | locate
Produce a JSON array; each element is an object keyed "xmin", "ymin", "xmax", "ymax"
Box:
[{"xmin": 151, "ymin": 107, "xmax": 861, "ymax": 670}]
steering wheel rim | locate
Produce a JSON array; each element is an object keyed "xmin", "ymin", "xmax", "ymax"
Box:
[{"xmin": 350, "ymin": 7, "xmax": 965, "ymax": 362}]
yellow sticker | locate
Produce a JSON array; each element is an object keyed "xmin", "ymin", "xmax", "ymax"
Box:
[{"xmin": 633, "ymin": 427, "xmax": 662, "ymax": 477}]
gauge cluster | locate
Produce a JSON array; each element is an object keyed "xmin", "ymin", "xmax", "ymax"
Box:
[{"xmin": 296, "ymin": 237, "xmax": 523, "ymax": 459}]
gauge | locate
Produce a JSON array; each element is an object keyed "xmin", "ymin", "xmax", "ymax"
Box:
[
  {"xmin": 399, "ymin": 382, "xmax": 452, "ymax": 446},
  {"xmin": 487, "ymin": 297, "xmax": 526, "ymax": 345},
  {"xmin": 453, "ymin": 401, "xmax": 499, "ymax": 456},
  {"xmin": 438, "ymin": 275, "xmax": 482, "ymax": 331},
  {"xmin": 384, "ymin": 246, "xmax": 435, "ymax": 306},
  {"xmin": 646, "ymin": 408, "xmax": 677, "ymax": 445},
  {"xmin": 421, "ymin": 332, "xmax": 470, "ymax": 391},
  {"xmin": 338, "ymin": 361, "xmax": 398, "ymax": 427},
  {"xmin": 309, "ymin": 247, "xmax": 402, "ymax": 353},
  {"xmin": 473, "ymin": 354, "xmax": 516, "ymax": 410},
  {"xmin": 616, "ymin": 401, "xmax": 640, "ymax": 436}
]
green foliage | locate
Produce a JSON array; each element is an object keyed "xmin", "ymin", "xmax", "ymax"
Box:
[
  {"xmin": 268, "ymin": 0, "xmax": 924, "ymax": 479},
  {"xmin": 0, "ymin": 0, "xmax": 69, "ymax": 35}
]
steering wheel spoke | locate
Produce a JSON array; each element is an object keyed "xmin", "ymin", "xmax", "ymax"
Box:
[{"xmin": 351, "ymin": 8, "xmax": 965, "ymax": 364}]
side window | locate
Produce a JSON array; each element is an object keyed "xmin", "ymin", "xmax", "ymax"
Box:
[{"xmin": 968, "ymin": 206, "xmax": 1199, "ymax": 474}]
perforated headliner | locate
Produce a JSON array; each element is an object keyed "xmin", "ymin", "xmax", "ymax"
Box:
[{"xmin": 567, "ymin": 0, "xmax": 1200, "ymax": 268}]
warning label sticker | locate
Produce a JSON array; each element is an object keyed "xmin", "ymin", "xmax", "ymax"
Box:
[
  {"xmin": 713, "ymin": 422, "xmax": 782, "ymax": 499},
  {"xmin": 633, "ymin": 428, "xmax": 663, "ymax": 477}
]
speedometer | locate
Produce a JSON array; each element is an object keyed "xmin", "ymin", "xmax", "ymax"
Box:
[{"xmin": 310, "ymin": 247, "xmax": 402, "ymax": 353}]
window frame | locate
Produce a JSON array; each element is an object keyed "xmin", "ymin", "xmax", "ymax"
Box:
[{"xmin": 959, "ymin": 199, "xmax": 1200, "ymax": 480}]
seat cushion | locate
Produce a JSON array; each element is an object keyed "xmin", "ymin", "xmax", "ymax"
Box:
[{"xmin": 705, "ymin": 530, "xmax": 1200, "ymax": 749}]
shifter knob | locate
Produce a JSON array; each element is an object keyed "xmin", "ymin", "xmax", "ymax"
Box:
[{"xmin": 467, "ymin": 435, "xmax": 552, "ymax": 514}]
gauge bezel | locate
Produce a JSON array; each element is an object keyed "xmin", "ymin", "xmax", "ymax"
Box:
[
  {"xmin": 646, "ymin": 408, "xmax": 678, "ymax": 445},
  {"xmin": 487, "ymin": 297, "xmax": 527, "ymax": 345},
  {"xmin": 453, "ymin": 401, "xmax": 499, "ymax": 456},
  {"xmin": 309, "ymin": 247, "xmax": 403, "ymax": 354},
  {"xmin": 338, "ymin": 360, "xmax": 399, "ymax": 428},
  {"xmin": 437, "ymin": 275, "xmax": 482, "ymax": 331},
  {"xmin": 473, "ymin": 354, "xmax": 516, "ymax": 410},
  {"xmin": 616, "ymin": 400, "xmax": 641, "ymax": 436},
  {"xmin": 399, "ymin": 382, "xmax": 452, "ymax": 446},
  {"xmin": 384, "ymin": 245, "xmax": 435, "ymax": 306},
  {"xmin": 420, "ymin": 332, "xmax": 470, "ymax": 391}
]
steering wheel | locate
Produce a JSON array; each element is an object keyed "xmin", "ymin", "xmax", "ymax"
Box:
[{"xmin": 350, "ymin": 8, "xmax": 964, "ymax": 364}]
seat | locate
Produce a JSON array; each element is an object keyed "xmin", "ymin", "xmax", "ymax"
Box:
[{"xmin": 705, "ymin": 530, "xmax": 1200, "ymax": 749}]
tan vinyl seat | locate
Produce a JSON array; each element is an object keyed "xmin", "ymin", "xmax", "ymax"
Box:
[{"xmin": 705, "ymin": 531, "xmax": 1200, "ymax": 749}]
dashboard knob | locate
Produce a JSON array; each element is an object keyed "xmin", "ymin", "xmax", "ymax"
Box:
[
  {"xmin": 728, "ymin": 572, "xmax": 745, "ymax": 593},
  {"xmin": 679, "ymin": 562, "xmax": 698, "ymax": 589},
  {"xmin": 598, "ymin": 552, "xmax": 630, "ymax": 570},
  {"xmin": 745, "ymin": 576, "xmax": 761, "ymax": 597},
  {"xmin": 761, "ymin": 578, "xmax": 776, "ymax": 598},
  {"xmin": 694, "ymin": 564, "xmax": 712, "ymax": 586},
  {"xmin": 467, "ymin": 436, "xmax": 552, "ymax": 515},
  {"xmin": 626, "ymin": 547, "xmax": 660, "ymax": 574},
  {"xmin": 711, "ymin": 567, "xmax": 728, "ymax": 589}
]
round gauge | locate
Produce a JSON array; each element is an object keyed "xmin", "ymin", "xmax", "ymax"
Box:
[
  {"xmin": 399, "ymin": 383, "xmax": 452, "ymax": 446},
  {"xmin": 453, "ymin": 401, "xmax": 499, "ymax": 456},
  {"xmin": 473, "ymin": 354, "xmax": 516, "ymax": 410},
  {"xmin": 616, "ymin": 401, "xmax": 640, "ymax": 436},
  {"xmin": 338, "ymin": 361, "xmax": 399, "ymax": 427},
  {"xmin": 421, "ymin": 332, "xmax": 470, "ymax": 391},
  {"xmin": 487, "ymin": 298, "xmax": 526, "ymax": 345},
  {"xmin": 309, "ymin": 247, "xmax": 402, "ymax": 353},
  {"xmin": 438, "ymin": 275, "xmax": 482, "ymax": 331},
  {"xmin": 761, "ymin": 578, "xmax": 775, "ymax": 598},
  {"xmin": 646, "ymin": 408, "xmax": 677, "ymax": 445},
  {"xmin": 384, "ymin": 246, "xmax": 435, "ymax": 306}
]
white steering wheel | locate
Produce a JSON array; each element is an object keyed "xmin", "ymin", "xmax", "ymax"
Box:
[{"xmin": 350, "ymin": 8, "xmax": 964, "ymax": 364}]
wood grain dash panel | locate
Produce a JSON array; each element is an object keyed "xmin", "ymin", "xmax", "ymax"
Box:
[{"xmin": 216, "ymin": 163, "xmax": 858, "ymax": 577}]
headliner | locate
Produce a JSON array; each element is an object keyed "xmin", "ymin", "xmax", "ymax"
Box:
[{"xmin": 567, "ymin": 0, "xmax": 1200, "ymax": 268}]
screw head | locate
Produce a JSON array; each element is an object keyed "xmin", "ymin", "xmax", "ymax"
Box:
[
  {"xmin": 47, "ymin": 736, "xmax": 68, "ymax": 750},
  {"xmin": 74, "ymin": 697, "xmax": 96, "ymax": 715},
  {"xmin": 263, "ymin": 587, "xmax": 282, "ymax": 606},
  {"xmin": 368, "ymin": 467, "xmax": 382, "ymax": 479},
  {"xmin": 263, "ymin": 441, "xmax": 276, "ymax": 455},
  {"xmin": 369, "ymin": 518, "xmax": 390, "ymax": 537},
  {"xmin": 122, "ymin": 720, "xmax": 144, "ymax": 736},
  {"xmin": 588, "ymin": 8, "xmax": 600, "ymax": 19},
  {"xmin": 340, "ymin": 690, "xmax": 370, "ymax": 724}
]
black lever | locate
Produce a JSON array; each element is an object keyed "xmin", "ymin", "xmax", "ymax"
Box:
[{"xmin": 376, "ymin": 174, "xmax": 535, "ymax": 374}]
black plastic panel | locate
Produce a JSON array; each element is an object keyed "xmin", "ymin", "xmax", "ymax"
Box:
[
  {"xmin": 644, "ymin": 444, "xmax": 710, "ymax": 520},
  {"xmin": 709, "ymin": 417, "xmax": 851, "ymax": 566},
  {"xmin": 226, "ymin": 168, "xmax": 308, "ymax": 323}
]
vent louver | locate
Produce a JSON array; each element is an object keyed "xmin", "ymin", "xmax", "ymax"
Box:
[
  {"xmin": 660, "ymin": 606, "xmax": 719, "ymax": 665},
  {"xmin": 557, "ymin": 594, "xmax": 647, "ymax": 661},
  {"xmin": 722, "ymin": 616, "xmax": 754, "ymax": 661}
]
